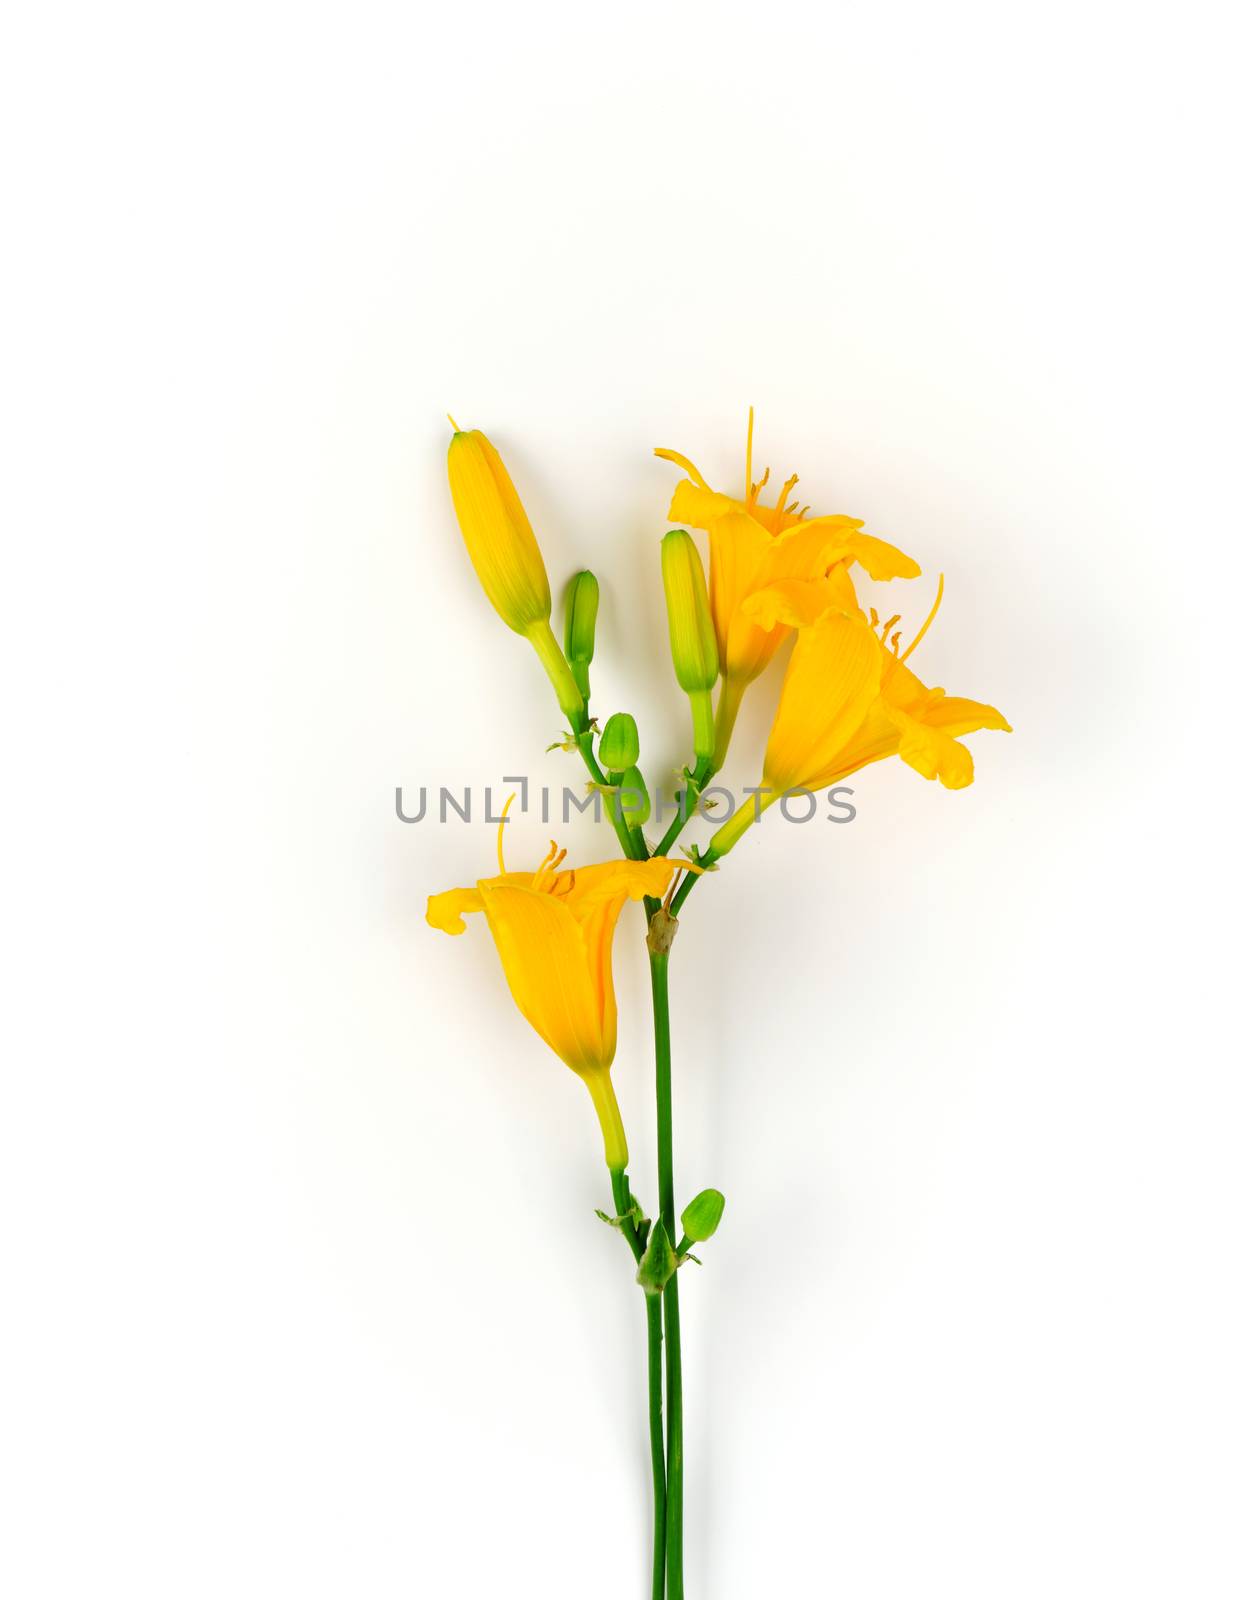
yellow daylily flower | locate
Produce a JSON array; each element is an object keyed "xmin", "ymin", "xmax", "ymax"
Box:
[
  {"xmin": 710, "ymin": 573, "xmax": 1011, "ymax": 856},
  {"xmin": 447, "ymin": 422, "xmax": 584, "ymax": 726},
  {"xmin": 655, "ymin": 411, "xmax": 921, "ymax": 763},
  {"xmin": 427, "ymin": 827, "xmax": 682, "ymax": 1171}
]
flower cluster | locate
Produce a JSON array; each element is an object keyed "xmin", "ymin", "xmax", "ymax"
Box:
[
  {"xmin": 430, "ymin": 414, "xmax": 1009, "ymax": 1152},
  {"xmin": 425, "ymin": 411, "xmax": 1010, "ymax": 1598}
]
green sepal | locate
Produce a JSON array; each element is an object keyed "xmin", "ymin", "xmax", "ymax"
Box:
[
  {"xmin": 636, "ymin": 1219, "xmax": 678, "ymax": 1295},
  {"xmin": 681, "ymin": 1187, "xmax": 725, "ymax": 1243},
  {"xmin": 595, "ymin": 1203, "xmax": 643, "ymax": 1230}
]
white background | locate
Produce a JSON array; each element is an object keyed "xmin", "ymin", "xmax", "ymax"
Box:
[{"xmin": 3, "ymin": 2, "xmax": 1241, "ymax": 1595}]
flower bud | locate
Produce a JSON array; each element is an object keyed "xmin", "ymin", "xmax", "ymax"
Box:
[
  {"xmin": 681, "ymin": 1188, "xmax": 725, "ymax": 1243},
  {"xmin": 447, "ymin": 427, "xmax": 551, "ymax": 635},
  {"xmin": 661, "ymin": 530, "xmax": 718, "ymax": 765},
  {"xmin": 599, "ymin": 711, "xmax": 640, "ymax": 772},
  {"xmin": 563, "ymin": 570, "xmax": 599, "ymax": 701},
  {"xmin": 661, "ymin": 530, "xmax": 718, "ymax": 695},
  {"xmin": 616, "ymin": 765, "xmax": 650, "ymax": 826}
]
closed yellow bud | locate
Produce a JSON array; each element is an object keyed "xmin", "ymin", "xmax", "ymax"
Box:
[
  {"xmin": 447, "ymin": 424, "xmax": 584, "ymax": 727},
  {"xmin": 447, "ymin": 428, "xmax": 551, "ymax": 635}
]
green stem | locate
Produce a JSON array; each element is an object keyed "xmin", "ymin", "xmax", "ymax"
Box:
[
  {"xmin": 650, "ymin": 951, "xmax": 684, "ymax": 1599},
  {"xmin": 652, "ymin": 754, "xmax": 712, "ymax": 862},
  {"xmin": 526, "ymin": 618, "xmax": 586, "ymax": 728},
  {"xmin": 645, "ymin": 1294, "xmax": 668, "ymax": 1599},
  {"xmin": 670, "ymin": 851, "xmax": 714, "ymax": 918},
  {"xmin": 610, "ymin": 1169, "xmax": 667, "ymax": 1599}
]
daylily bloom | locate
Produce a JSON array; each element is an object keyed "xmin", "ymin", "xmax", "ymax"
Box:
[
  {"xmin": 427, "ymin": 825, "xmax": 682, "ymax": 1171},
  {"xmin": 710, "ymin": 571, "xmax": 1011, "ymax": 856},
  {"xmin": 655, "ymin": 412, "xmax": 921, "ymax": 764}
]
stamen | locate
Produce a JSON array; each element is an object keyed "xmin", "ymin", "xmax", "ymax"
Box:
[
  {"xmin": 747, "ymin": 465, "xmax": 771, "ymax": 509},
  {"xmin": 496, "ymin": 791, "xmax": 517, "ymax": 874},
  {"xmin": 773, "ymin": 473, "xmax": 800, "ymax": 522},
  {"xmin": 744, "ymin": 406, "xmax": 755, "ymax": 501},
  {"xmin": 869, "ymin": 607, "xmax": 880, "ymax": 629},
  {"xmin": 890, "ymin": 631, "xmax": 902, "ymax": 655},
  {"xmin": 531, "ymin": 839, "xmax": 563, "ymax": 891},
  {"xmin": 879, "ymin": 613, "xmax": 901, "ymax": 645},
  {"xmin": 447, "ymin": 412, "xmax": 462, "ymax": 431},
  {"xmin": 900, "ymin": 573, "xmax": 945, "ymax": 662}
]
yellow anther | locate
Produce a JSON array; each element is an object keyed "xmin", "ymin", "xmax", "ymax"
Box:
[{"xmin": 774, "ymin": 472, "xmax": 800, "ymax": 521}]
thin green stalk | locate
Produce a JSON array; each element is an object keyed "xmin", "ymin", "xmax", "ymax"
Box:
[
  {"xmin": 610, "ymin": 1169, "xmax": 667, "ymax": 1599},
  {"xmin": 652, "ymin": 754, "xmax": 713, "ymax": 861},
  {"xmin": 645, "ymin": 1295, "xmax": 667, "ymax": 1599},
  {"xmin": 670, "ymin": 852, "xmax": 713, "ymax": 917},
  {"xmin": 649, "ymin": 951, "xmax": 685, "ymax": 1599}
]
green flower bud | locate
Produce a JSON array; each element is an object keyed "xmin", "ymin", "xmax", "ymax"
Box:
[
  {"xmin": 681, "ymin": 1188, "xmax": 725, "ymax": 1243},
  {"xmin": 636, "ymin": 1219, "xmax": 678, "ymax": 1295},
  {"xmin": 599, "ymin": 711, "xmax": 640, "ymax": 771},
  {"xmin": 661, "ymin": 530, "xmax": 719, "ymax": 765},
  {"xmin": 563, "ymin": 570, "xmax": 599, "ymax": 701},
  {"xmin": 616, "ymin": 765, "xmax": 650, "ymax": 826},
  {"xmin": 661, "ymin": 530, "xmax": 718, "ymax": 696}
]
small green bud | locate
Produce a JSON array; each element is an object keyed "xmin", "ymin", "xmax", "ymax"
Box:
[
  {"xmin": 616, "ymin": 765, "xmax": 650, "ymax": 826},
  {"xmin": 563, "ymin": 570, "xmax": 599, "ymax": 700},
  {"xmin": 681, "ymin": 1188, "xmax": 725, "ymax": 1243},
  {"xmin": 636, "ymin": 1219, "xmax": 678, "ymax": 1295},
  {"xmin": 599, "ymin": 711, "xmax": 640, "ymax": 771},
  {"xmin": 661, "ymin": 530, "xmax": 718, "ymax": 696}
]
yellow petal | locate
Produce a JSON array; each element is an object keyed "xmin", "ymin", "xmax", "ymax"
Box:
[
  {"xmin": 840, "ymin": 532, "xmax": 921, "ymax": 581},
  {"xmin": 653, "ymin": 447, "xmax": 711, "ymax": 489},
  {"xmin": 892, "ymin": 712, "xmax": 977, "ymax": 788},
  {"xmin": 708, "ymin": 509, "xmax": 774, "ymax": 675},
  {"xmin": 667, "ymin": 478, "xmax": 751, "ymax": 531},
  {"xmin": 762, "ymin": 612, "xmax": 884, "ymax": 793},
  {"xmin": 426, "ymin": 886, "xmax": 485, "ymax": 935},
  {"xmin": 922, "ymin": 695, "xmax": 1013, "ymax": 736},
  {"xmin": 743, "ymin": 569, "xmax": 861, "ymax": 632},
  {"xmin": 479, "ymin": 883, "xmax": 610, "ymax": 1073},
  {"xmin": 554, "ymin": 857, "xmax": 682, "ymax": 919}
]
